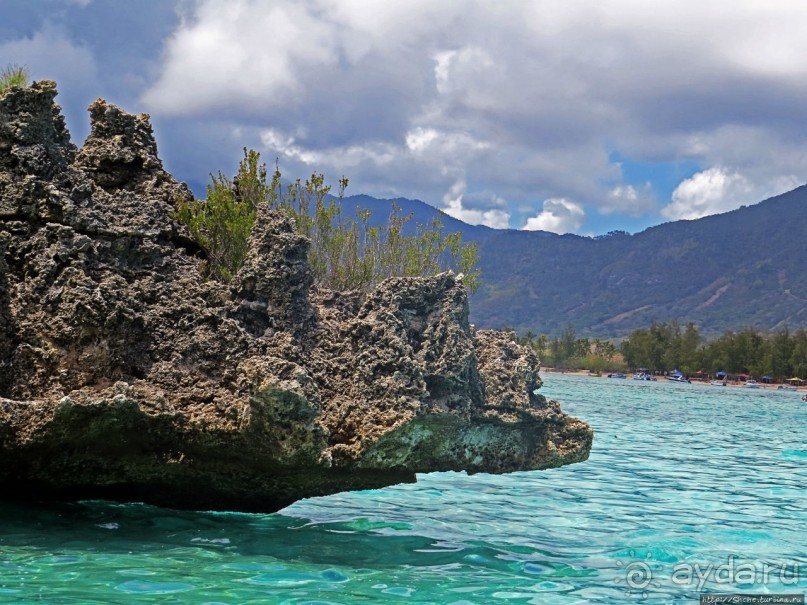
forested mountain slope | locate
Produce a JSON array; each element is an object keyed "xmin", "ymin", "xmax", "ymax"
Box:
[{"xmin": 470, "ymin": 185, "xmax": 807, "ymax": 338}]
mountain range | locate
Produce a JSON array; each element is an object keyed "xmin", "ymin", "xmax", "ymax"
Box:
[{"xmin": 345, "ymin": 185, "xmax": 807, "ymax": 339}]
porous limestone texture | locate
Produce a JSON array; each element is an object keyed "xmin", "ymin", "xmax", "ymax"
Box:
[{"xmin": 0, "ymin": 81, "xmax": 592, "ymax": 512}]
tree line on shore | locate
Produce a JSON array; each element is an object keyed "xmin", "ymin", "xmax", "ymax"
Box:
[{"xmin": 518, "ymin": 322, "xmax": 807, "ymax": 381}]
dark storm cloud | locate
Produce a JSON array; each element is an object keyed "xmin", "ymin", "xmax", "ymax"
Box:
[{"xmin": 4, "ymin": 1, "xmax": 807, "ymax": 232}]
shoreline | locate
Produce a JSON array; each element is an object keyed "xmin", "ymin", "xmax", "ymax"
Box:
[{"xmin": 540, "ymin": 367, "xmax": 807, "ymax": 392}]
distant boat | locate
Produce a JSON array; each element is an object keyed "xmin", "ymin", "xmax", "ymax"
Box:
[
  {"xmin": 777, "ymin": 385, "xmax": 798, "ymax": 391},
  {"xmin": 710, "ymin": 380, "xmax": 727, "ymax": 386},
  {"xmin": 633, "ymin": 372, "xmax": 656, "ymax": 381},
  {"xmin": 608, "ymin": 373, "xmax": 627, "ymax": 379},
  {"xmin": 745, "ymin": 380, "xmax": 761, "ymax": 388},
  {"xmin": 668, "ymin": 375, "xmax": 690, "ymax": 383}
]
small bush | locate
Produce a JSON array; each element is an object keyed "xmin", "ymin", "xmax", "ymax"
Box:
[
  {"xmin": 176, "ymin": 149, "xmax": 481, "ymax": 292},
  {"xmin": 0, "ymin": 64, "xmax": 29, "ymax": 93},
  {"xmin": 174, "ymin": 151, "xmax": 262, "ymax": 282}
]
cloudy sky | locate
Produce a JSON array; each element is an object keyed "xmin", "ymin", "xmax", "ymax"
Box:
[{"xmin": 3, "ymin": 1, "xmax": 807, "ymax": 235}]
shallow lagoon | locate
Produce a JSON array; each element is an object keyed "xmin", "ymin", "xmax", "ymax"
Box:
[{"xmin": 1, "ymin": 374, "xmax": 805, "ymax": 603}]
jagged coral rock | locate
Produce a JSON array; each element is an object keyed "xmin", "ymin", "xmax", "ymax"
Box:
[
  {"xmin": 74, "ymin": 99, "xmax": 167, "ymax": 192},
  {"xmin": 0, "ymin": 233, "xmax": 11, "ymax": 393},
  {"xmin": 0, "ymin": 81, "xmax": 592, "ymax": 512},
  {"xmin": 0, "ymin": 80, "xmax": 75, "ymax": 180},
  {"xmin": 230, "ymin": 208, "xmax": 314, "ymax": 339},
  {"xmin": 475, "ymin": 329, "xmax": 545, "ymax": 416}
]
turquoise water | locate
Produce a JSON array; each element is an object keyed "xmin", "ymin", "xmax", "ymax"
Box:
[{"xmin": 1, "ymin": 375, "xmax": 806, "ymax": 604}]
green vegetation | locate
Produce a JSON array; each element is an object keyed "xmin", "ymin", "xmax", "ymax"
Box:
[
  {"xmin": 620, "ymin": 321, "xmax": 700, "ymax": 374},
  {"xmin": 176, "ymin": 149, "xmax": 480, "ymax": 291},
  {"xmin": 518, "ymin": 320, "xmax": 807, "ymax": 380},
  {"xmin": 620, "ymin": 321, "xmax": 807, "ymax": 379},
  {"xmin": 174, "ymin": 153, "xmax": 259, "ymax": 281},
  {"xmin": 519, "ymin": 324, "xmax": 627, "ymax": 373},
  {"xmin": 0, "ymin": 64, "xmax": 28, "ymax": 93}
]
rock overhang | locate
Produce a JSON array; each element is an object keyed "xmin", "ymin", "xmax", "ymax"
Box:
[{"xmin": 0, "ymin": 81, "xmax": 592, "ymax": 512}]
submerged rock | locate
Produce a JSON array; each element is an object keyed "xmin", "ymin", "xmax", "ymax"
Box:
[{"xmin": 0, "ymin": 82, "xmax": 592, "ymax": 512}]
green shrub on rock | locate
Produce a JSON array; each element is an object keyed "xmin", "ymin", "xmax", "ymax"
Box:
[
  {"xmin": 174, "ymin": 151, "xmax": 261, "ymax": 282},
  {"xmin": 0, "ymin": 64, "xmax": 29, "ymax": 93},
  {"xmin": 177, "ymin": 149, "xmax": 481, "ymax": 293}
]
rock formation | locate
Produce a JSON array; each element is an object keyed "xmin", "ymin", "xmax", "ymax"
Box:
[{"xmin": 0, "ymin": 81, "xmax": 592, "ymax": 512}]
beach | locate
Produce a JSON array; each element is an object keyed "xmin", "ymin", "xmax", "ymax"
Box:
[{"xmin": 540, "ymin": 367, "xmax": 807, "ymax": 392}]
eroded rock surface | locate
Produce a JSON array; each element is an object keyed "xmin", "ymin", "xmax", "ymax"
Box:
[{"xmin": 0, "ymin": 82, "xmax": 592, "ymax": 512}]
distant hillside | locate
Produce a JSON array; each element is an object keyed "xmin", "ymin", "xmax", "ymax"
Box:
[
  {"xmin": 476, "ymin": 185, "xmax": 807, "ymax": 338},
  {"xmin": 355, "ymin": 185, "xmax": 807, "ymax": 339},
  {"xmin": 341, "ymin": 194, "xmax": 496, "ymax": 241}
]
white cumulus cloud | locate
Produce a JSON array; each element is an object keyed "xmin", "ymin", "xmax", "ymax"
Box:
[
  {"xmin": 142, "ymin": 0, "xmax": 348, "ymax": 115},
  {"xmin": 132, "ymin": 0, "xmax": 807, "ymax": 229},
  {"xmin": 442, "ymin": 198, "xmax": 511, "ymax": 229},
  {"xmin": 259, "ymin": 127, "xmax": 399, "ymax": 169},
  {"xmin": 523, "ymin": 199, "xmax": 585, "ymax": 234},
  {"xmin": 442, "ymin": 201, "xmax": 510, "ymax": 229},
  {"xmin": 603, "ymin": 184, "xmax": 656, "ymax": 216},
  {"xmin": 662, "ymin": 167, "xmax": 754, "ymax": 220},
  {"xmin": 440, "ymin": 181, "xmax": 511, "ymax": 229}
]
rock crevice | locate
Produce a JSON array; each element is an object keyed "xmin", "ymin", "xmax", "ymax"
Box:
[{"xmin": 0, "ymin": 81, "xmax": 592, "ymax": 512}]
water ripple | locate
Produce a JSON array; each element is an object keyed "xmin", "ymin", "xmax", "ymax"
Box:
[{"xmin": 0, "ymin": 376, "xmax": 805, "ymax": 603}]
